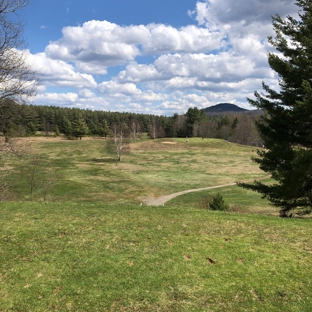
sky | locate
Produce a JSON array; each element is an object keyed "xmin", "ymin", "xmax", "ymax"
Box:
[{"xmin": 19, "ymin": 0, "xmax": 298, "ymax": 116}]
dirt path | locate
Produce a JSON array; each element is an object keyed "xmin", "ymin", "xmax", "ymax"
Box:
[{"xmin": 142, "ymin": 177, "xmax": 268, "ymax": 206}]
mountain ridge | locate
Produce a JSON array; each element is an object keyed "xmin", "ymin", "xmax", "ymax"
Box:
[
  {"xmin": 204, "ymin": 103, "xmax": 261, "ymax": 116},
  {"xmin": 204, "ymin": 103, "xmax": 248, "ymax": 113}
]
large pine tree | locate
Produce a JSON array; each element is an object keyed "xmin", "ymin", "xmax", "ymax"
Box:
[
  {"xmin": 71, "ymin": 114, "xmax": 89, "ymax": 140},
  {"xmin": 239, "ymin": 0, "xmax": 312, "ymax": 216}
]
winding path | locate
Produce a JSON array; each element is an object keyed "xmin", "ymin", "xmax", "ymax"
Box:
[{"xmin": 143, "ymin": 177, "xmax": 268, "ymax": 206}]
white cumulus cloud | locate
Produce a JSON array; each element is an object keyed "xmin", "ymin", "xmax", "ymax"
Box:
[
  {"xmin": 26, "ymin": 0, "xmax": 299, "ymax": 115},
  {"xmin": 28, "ymin": 52, "xmax": 97, "ymax": 89}
]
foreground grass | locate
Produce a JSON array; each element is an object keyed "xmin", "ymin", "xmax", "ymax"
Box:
[{"xmin": 1, "ymin": 202, "xmax": 312, "ymax": 311}]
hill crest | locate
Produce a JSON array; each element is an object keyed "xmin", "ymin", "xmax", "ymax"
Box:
[{"xmin": 204, "ymin": 103, "xmax": 248, "ymax": 114}]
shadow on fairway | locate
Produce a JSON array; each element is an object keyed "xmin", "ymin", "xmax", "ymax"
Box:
[{"xmin": 90, "ymin": 158, "xmax": 116, "ymax": 163}]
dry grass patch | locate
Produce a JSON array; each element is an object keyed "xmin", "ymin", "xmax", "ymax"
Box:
[
  {"xmin": 129, "ymin": 140, "xmax": 183, "ymax": 152},
  {"xmin": 161, "ymin": 141, "xmax": 177, "ymax": 144}
]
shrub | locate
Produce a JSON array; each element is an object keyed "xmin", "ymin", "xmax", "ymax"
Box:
[{"xmin": 209, "ymin": 193, "xmax": 229, "ymax": 211}]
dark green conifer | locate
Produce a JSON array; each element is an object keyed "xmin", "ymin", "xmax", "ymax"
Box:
[
  {"xmin": 71, "ymin": 114, "xmax": 89, "ymax": 140},
  {"xmin": 239, "ymin": 0, "xmax": 312, "ymax": 216}
]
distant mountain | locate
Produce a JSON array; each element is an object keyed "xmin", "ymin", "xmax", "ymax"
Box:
[
  {"xmin": 203, "ymin": 103, "xmax": 261, "ymax": 116},
  {"xmin": 204, "ymin": 103, "xmax": 248, "ymax": 114}
]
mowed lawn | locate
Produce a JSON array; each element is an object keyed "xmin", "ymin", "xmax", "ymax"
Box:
[{"xmin": 1, "ymin": 202, "xmax": 312, "ymax": 311}]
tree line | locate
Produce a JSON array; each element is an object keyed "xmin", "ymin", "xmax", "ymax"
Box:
[{"xmin": 0, "ymin": 99, "xmax": 262, "ymax": 145}]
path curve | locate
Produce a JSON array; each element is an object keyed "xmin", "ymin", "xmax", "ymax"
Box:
[{"xmin": 142, "ymin": 177, "xmax": 268, "ymax": 206}]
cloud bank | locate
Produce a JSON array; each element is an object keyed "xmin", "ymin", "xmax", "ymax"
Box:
[{"xmin": 28, "ymin": 0, "xmax": 297, "ymax": 115}]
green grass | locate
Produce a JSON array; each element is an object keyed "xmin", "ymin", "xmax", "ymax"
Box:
[
  {"xmin": 5, "ymin": 137, "xmax": 265, "ymax": 204},
  {"xmin": 168, "ymin": 180, "xmax": 274, "ymax": 215},
  {"xmin": 1, "ymin": 136, "xmax": 311, "ymax": 311},
  {"xmin": 1, "ymin": 202, "xmax": 312, "ymax": 311}
]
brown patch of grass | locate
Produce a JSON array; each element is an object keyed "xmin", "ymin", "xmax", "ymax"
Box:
[{"xmin": 129, "ymin": 140, "xmax": 184, "ymax": 151}]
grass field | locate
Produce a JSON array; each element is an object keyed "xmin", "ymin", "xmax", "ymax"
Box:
[
  {"xmin": 1, "ymin": 202, "xmax": 312, "ymax": 311},
  {"xmin": 1, "ymin": 136, "xmax": 311, "ymax": 311},
  {"xmin": 5, "ymin": 136, "xmax": 266, "ymax": 206}
]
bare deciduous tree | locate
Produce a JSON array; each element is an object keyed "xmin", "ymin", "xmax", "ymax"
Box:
[
  {"xmin": 20, "ymin": 153, "xmax": 58, "ymax": 201},
  {"xmin": 0, "ymin": 136, "xmax": 30, "ymax": 157},
  {"xmin": 197, "ymin": 119, "xmax": 218, "ymax": 139},
  {"xmin": 232, "ymin": 114, "xmax": 253, "ymax": 145},
  {"xmin": 22, "ymin": 153, "xmax": 42, "ymax": 201},
  {"xmin": 129, "ymin": 119, "xmax": 142, "ymax": 142},
  {"xmin": 230, "ymin": 114, "xmax": 260, "ymax": 145},
  {"xmin": 148, "ymin": 119, "xmax": 165, "ymax": 139},
  {"xmin": 111, "ymin": 122, "xmax": 129, "ymax": 161},
  {"xmin": 148, "ymin": 121, "xmax": 157, "ymax": 140},
  {"xmin": 0, "ymin": 0, "xmax": 37, "ymax": 103}
]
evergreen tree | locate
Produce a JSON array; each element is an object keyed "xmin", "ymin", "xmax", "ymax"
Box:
[
  {"xmin": 185, "ymin": 107, "xmax": 206, "ymax": 136},
  {"xmin": 59, "ymin": 116, "xmax": 72, "ymax": 137},
  {"xmin": 98, "ymin": 119, "xmax": 110, "ymax": 138},
  {"xmin": 0, "ymin": 99, "xmax": 20, "ymax": 137},
  {"xmin": 21, "ymin": 105, "xmax": 39, "ymax": 136},
  {"xmin": 209, "ymin": 194, "xmax": 229, "ymax": 211},
  {"xmin": 239, "ymin": 0, "xmax": 312, "ymax": 216},
  {"xmin": 71, "ymin": 114, "xmax": 89, "ymax": 140}
]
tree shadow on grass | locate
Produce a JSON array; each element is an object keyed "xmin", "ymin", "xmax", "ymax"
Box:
[{"xmin": 90, "ymin": 158, "xmax": 116, "ymax": 163}]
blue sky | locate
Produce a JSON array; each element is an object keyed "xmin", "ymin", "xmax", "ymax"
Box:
[
  {"xmin": 24, "ymin": 0, "xmax": 198, "ymax": 52},
  {"xmin": 19, "ymin": 0, "xmax": 298, "ymax": 115}
]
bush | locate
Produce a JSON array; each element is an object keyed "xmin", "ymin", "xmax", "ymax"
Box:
[{"xmin": 209, "ymin": 193, "xmax": 229, "ymax": 211}]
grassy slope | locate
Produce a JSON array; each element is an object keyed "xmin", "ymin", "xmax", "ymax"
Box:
[
  {"xmin": 1, "ymin": 136, "xmax": 311, "ymax": 311},
  {"xmin": 1, "ymin": 202, "xmax": 312, "ymax": 312},
  {"xmin": 7, "ymin": 137, "xmax": 266, "ymax": 205},
  {"xmin": 167, "ymin": 182, "xmax": 274, "ymax": 215}
]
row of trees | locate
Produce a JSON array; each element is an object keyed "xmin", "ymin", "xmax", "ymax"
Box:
[
  {"xmin": 0, "ymin": 100, "xmax": 165, "ymax": 138},
  {"xmin": 0, "ymin": 99, "xmax": 262, "ymax": 145},
  {"xmin": 176, "ymin": 108, "xmax": 262, "ymax": 146}
]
